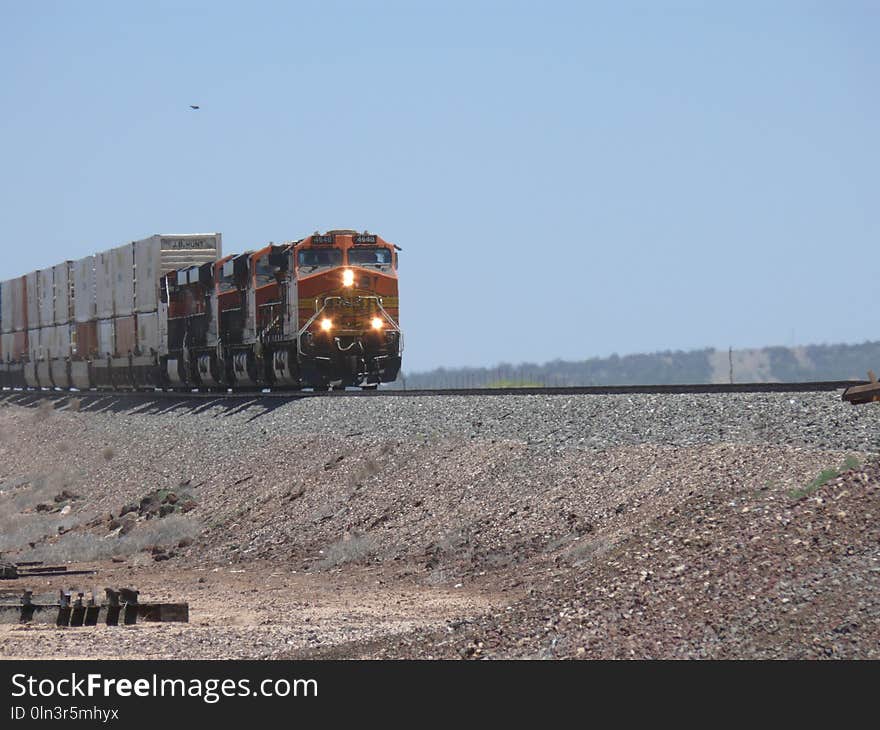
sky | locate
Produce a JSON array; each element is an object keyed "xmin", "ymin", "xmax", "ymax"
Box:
[{"xmin": 0, "ymin": 1, "xmax": 877, "ymax": 372}]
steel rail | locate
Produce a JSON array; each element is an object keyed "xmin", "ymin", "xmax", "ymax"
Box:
[{"xmin": 0, "ymin": 380, "xmax": 865, "ymax": 403}]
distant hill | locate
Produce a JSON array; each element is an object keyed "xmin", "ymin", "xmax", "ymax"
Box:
[{"xmin": 393, "ymin": 341, "xmax": 880, "ymax": 389}]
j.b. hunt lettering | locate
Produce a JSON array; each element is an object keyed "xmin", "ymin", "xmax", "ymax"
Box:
[{"xmin": 10, "ymin": 705, "xmax": 119, "ymax": 722}]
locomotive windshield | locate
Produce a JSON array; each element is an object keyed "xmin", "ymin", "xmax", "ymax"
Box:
[
  {"xmin": 348, "ymin": 247, "xmax": 393, "ymax": 268},
  {"xmin": 218, "ymin": 272, "xmax": 236, "ymax": 293},
  {"xmin": 298, "ymin": 248, "xmax": 342, "ymax": 272},
  {"xmin": 218, "ymin": 259, "xmax": 236, "ymax": 293},
  {"xmin": 254, "ymin": 257, "xmax": 277, "ymax": 287}
]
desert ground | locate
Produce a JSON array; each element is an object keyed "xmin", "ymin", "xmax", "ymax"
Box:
[{"xmin": 1, "ymin": 389, "xmax": 878, "ymax": 659}]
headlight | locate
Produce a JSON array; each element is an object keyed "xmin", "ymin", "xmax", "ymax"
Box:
[
  {"xmin": 342, "ymin": 269, "xmax": 354, "ymax": 287},
  {"xmin": 320, "ymin": 318, "xmax": 333, "ymax": 331},
  {"xmin": 371, "ymin": 317, "xmax": 383, "ymax": 330}
]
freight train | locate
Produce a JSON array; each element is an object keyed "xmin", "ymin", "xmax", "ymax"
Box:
[{"xmin": 0, "ymin": 230, "xmax": 402, "ymax": 391}]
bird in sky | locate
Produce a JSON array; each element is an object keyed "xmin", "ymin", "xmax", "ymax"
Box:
[{"xmin": 189, "ymin": 105, "xmax": 200, "ymax": 110}]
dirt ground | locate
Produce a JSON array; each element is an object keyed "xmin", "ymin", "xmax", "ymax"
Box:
[
  {"xmin": 1, "ymin": 393, "xmax": 878, "ymax": 659},
  {"xmin": 0, "ymin": 561, "xmax": 499, "ymax": 659}
]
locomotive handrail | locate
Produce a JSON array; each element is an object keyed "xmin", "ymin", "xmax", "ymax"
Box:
[
  {"xmin": 374, "ymin": 299, "xmax": 404, "ymax": 353},
  {"xmin": 296, "ymin": 302, "xmax": 330, "ymax": 340},
  {"xmin": 296, "ymin": 295, "xmax": 401, "ymax": 341}
]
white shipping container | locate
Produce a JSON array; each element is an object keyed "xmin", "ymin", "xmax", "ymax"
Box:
[
  {"xmin": 47, "ymin": 326, "xmax": 60, "ymax": 360},
  {"xmin": 70, "ymin": 361, "xmax": 90, "ymax": 389},
  {"xmin": 97, "ymin": 319, "xmax": 115, "ymax": 358},
  {"xmin": 38, "ymin": 269, "xmax": 54, "ymax": 326},
  {"xmin": 50, "ymin": 325, "xmax": 72, "ymax": 359},
  {"xmin": 135, "ymin": 237, "xmax": 161, "ymax": 313},
  {"xmin": 134, "ymin": 233, "xmax": 222, "ymax": 313},
  {"xmin": 53, "ymin": 262, "xmax": 71, "ymax": 324},
  {"xmin": 112, "ymin": 243, "xmax": 134, "ymax": 317},
  {"xmin": 27, "ymin": 328, "xmax": 42, "ymax": 361},
  {"xmin": 96, "ymin": 251, "xmax": 114, "ymax": 319},
  {"xmin": 46, "ymin": 328, "xmax": 57, "ymax": 360},
  {"xmin": 41, "ymin": 326, "xmax": 56, "ymax": 359},
  {"xmin": 24, "ymin": 363, "xmax": 38, "ymax": 388},
  {"xmin": 1, "ymin": 281, "xmax": 13, "ymax": 334},
  {"xmin": 1, "ymin": 333, "xmax": 14, "ymax": 361},
  {"xmin": 136, "ymin": 311, "xmax": 160, "ymax": 354},
  {"xmin": 12, "ymin": 277, "xmax": 26, "ymax": 331},
  {"xmin": 73, "ymin": 256, "xmax": 97, "ymax": 323},
  {"xmin": 50, "ymin": 359, "xmax": 70, "ymax": 389},
  {"xmin": 25, "ymin": 272, "xmax": 40, "ymax": 329},
  {"xmin": 158, "ymin": 233, "xmax": 222, "ymax": 273},
  {"xmin": 157, "ymin": 303, "xmax": 168, "ymax": 356},
  {"xmin": 36, "ymin": 361, "xmax": 51, "ymax": 386}
]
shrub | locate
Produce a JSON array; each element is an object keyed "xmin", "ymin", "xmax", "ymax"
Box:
[
  {"xmin": 16, "ymin": 515, "xmax": 201, "ymax": 563},
  {"xmin": 315, "ymin": 533, "xmax": 376, "ymax": 569},
  {"xmin": 791, "ymin": 468, "xmax": 841, "ymax": 500},
  {"xmin": 0, "ymin": 513, "xmax": 64, "ymax": 551},
  {"xmin": 790, "ymin": 455, "xmax": 862, "ymax": 500}
]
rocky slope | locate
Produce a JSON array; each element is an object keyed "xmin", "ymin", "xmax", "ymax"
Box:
[{"xmin": 0, "ymin": 389, "xmax": 877, "ymax": 659}]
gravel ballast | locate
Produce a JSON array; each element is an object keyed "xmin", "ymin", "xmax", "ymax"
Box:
[{"xmin": 0, "ymin": 389, "xmax": 877, "ymax": 659}]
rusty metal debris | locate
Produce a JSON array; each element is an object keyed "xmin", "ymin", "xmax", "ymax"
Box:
[
  {"xmin": 842, "ymin": 371, "xmax": 880, "ymax": 405},
  {"xmin": 0, "ymin": 588, "xmax": 188, "ymax": 626},
  {"xmin": 0, "ymin": 561, "xmax": 96, "ymax": 580}
]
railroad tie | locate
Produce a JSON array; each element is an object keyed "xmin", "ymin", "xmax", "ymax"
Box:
[{"xmin": 0, "ymin": 588, "xmax": 188, "ymax": 626}]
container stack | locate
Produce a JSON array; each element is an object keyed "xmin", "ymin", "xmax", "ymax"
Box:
[{"xmin": 0, "ymin": 233, "xmax": 221, "ymax": 388}]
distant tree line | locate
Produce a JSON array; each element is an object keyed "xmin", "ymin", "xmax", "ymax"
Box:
[
  {"xmin": 390, "ymin": 341, "xmax": 880, "ymax": 389},
  {"xmin": 764, "ymin": 342, "xmax": 880, "ymax": 381}
]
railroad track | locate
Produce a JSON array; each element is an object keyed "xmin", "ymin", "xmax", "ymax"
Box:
[{"xmin": 0, "ymin": 380, "xmax": 865, "ymax": 404}]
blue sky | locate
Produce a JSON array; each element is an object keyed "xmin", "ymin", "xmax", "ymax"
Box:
[{"xmin": 1, "ymin": 1, "xmax": 877, "ymax": 372}]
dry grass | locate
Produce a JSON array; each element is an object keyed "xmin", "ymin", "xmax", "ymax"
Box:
[
  {"xmin": 315, "ymin": 532, "xmax": 377, "ymax": 569},
  {"xmin": 0, "ymin": 513, "xmax": 71, "ymax": 551},
  {"xmin": 563, "ymin": 535, "xmax": 612, "ymax": 566},
  {"xmin": 6, "ymin": 474, "xmax": 52, "ymax": 511},
  {"xmin": 33, "ymin": 400, "xmax": 54, "ymax": 422},
  {"xmin": 18, "ymin": 514, "xmax": 201, "ymax": 563},
  {"xmin": 436, "ymin": 528, "xmax": 467, "ymax": 554},
  {"xmin": 4, "ymin": 471, "xmax": 79, "ymax": 512},
  {"xmin": 362, "ymin": 457, "xmax": 381, "ymax": 476},
  {"xmin": 424, "ymin": 566, "xmax": 451, "ymax": 586}
]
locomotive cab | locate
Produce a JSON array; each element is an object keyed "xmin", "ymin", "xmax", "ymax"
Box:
[{"xmin": 295, "ymin": 231, "xmax": 401, "ymax": 388}]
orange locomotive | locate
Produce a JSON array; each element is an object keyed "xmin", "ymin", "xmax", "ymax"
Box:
[{"xmin": 163, "ymin": 230, "xmax": 402, "ymax": 390}]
